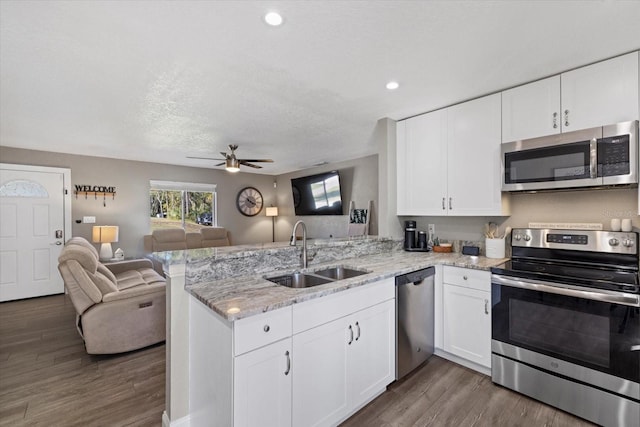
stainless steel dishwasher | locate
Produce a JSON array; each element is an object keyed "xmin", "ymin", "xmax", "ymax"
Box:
[{"xmin": 395, "ymin": 266, "xmax": 435, "ymax": 380}]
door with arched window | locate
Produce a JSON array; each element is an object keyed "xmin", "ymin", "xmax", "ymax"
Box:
[{"xmin": 0, "ymin": 164, "xmax": 71, "ymax": 301}]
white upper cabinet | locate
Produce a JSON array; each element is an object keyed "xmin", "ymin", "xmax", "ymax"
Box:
[
  {"xmin": 502, "ymin": 51, "xmax": 639, "ymax": 142},
  {"xmin": 502, "ymin": 75, "xmax": 561, "ymax": 142},
  {"xmin": 396, "ymin": 109, "xmax": 448, "ymax": 216},
  {"xmin": 448, "ymin": 93, "xmax": 508, "ymax": 215},
  {"xmin": 561, "ymin": 51, "xmax": 639, "ymax": 132},
  {"xmin": 397, "ymin": 94, "xmax": 509, "ymax": 216}
]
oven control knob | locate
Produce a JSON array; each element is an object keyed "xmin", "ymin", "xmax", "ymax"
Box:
[
  {"xmin": 513, "ymin": 234, "xmax": 522, "ymax": 241},
  {"xmin": 523, "ymin": 235, "xmax": 531, "ymax": 242},
  {"xmin": 608, "ymin": 238, "xmax": 619, "ymax": 246},
  {"xmin": 622, "ymin": 239, "xmax": 635, "ymax": 247}
]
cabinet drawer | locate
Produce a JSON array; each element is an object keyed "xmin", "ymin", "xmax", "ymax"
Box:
[
  {"xmin": 234, "ymin": 306, "xmax": 292, "ymax": 356},
  {"xmin": 443, "ymin": 266, "xmax": 490, "ymax": 292},
  {"xmin": 292, "ymin": 278, "xmax": 395, "ymax": 335}
]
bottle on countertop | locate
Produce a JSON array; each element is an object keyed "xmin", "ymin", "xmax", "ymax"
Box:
[{"xmin": 418, "ymin": 231, "xmax": 427, "ymax": 249}]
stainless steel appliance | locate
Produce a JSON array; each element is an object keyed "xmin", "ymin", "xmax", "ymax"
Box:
[
  {"xmin": 491, "ymin": 228, "xmax": 639, "ymax": 427},
  {"xmin": 502, "ymin": 120, "xmax": 638, "ymax": 191},
  {"xmin": 395, "ymin": 267, "xmax": 435, "ymax": 380}
]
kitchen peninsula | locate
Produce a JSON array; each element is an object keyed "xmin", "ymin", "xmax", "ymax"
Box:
[{"xmin": 155, "ymin": 236, "xmax": 507, "ymax": 427}]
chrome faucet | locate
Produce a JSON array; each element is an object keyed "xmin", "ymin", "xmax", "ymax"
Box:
[{"xmin": 290, "ymin": 220, "xmax": 308, "ymax": 268}]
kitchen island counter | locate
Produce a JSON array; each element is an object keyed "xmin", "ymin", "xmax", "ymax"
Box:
[
  {"xmin": 159, "ymin": 237, "xmax": 507, "ymax": 425},
  {"xmin": 185, "ymin": 247, "xmax": 506, "ymax": 322}
]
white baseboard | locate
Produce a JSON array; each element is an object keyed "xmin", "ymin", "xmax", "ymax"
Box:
[
  {"xmin": 434, "ymin": 348, "xmax": 491, "ymax": 377},
  {"xmin": 162, "ymin": 410, "xmax": 190, "ymax": 427}
]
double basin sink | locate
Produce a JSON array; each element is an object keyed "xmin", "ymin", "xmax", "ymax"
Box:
[{"xmin": 266, "ymin": 266, "xmax": 369, "ymax": 288}]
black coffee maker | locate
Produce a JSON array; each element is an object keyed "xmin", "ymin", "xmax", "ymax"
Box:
[{"xmin": 404, "ymin": 220, "xmax": 417, "ymax": 250}]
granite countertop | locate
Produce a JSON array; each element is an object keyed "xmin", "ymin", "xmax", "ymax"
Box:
[{"xmin": 186, "ymin": 249, "xmax": 508, "ymax": 322}]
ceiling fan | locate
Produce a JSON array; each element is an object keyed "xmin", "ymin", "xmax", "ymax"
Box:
[{"xmin": 187, "ymin": 144, "xmax": 274, "ymax": 172}]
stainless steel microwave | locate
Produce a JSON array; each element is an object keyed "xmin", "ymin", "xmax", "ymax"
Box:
[{"xmin": 502, "ymin": 120, "xmax": 638, "ymax": 191}]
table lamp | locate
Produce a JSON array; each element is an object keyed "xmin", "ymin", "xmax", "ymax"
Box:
[
  {"xmin": 265, "ymin": 207, "xmax": 278, "ymax": 242},
  {"xmin": 92, "ymin": 225, "xmax": 119, "ymax": 261}
]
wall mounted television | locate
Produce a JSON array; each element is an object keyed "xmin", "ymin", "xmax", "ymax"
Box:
[{"xmin": 291, "ymin": 170, "xmax": 343, "ymax": 215}]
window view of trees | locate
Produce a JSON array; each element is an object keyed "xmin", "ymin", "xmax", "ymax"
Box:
[{"xmin": 150, "ymin": 190, "xmax": 215, "ymax": 232}]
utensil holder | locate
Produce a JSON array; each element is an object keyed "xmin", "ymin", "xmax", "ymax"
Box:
[{"xmin": 485, "ymin": 238, "xmax": 505, "ymax": 259}]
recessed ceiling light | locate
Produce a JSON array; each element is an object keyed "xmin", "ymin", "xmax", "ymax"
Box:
[
  {"xmin": 386, "ymin": 81, "xmax": 399, "ymax": 90},
  {"xmin": 264, "ymin": 12, "xmax": 283, "ymax": 26}
]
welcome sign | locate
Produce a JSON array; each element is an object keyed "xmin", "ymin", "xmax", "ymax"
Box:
[{"xmin": 74, "ymin": 185, "xmax": 116, "ymax": 193}]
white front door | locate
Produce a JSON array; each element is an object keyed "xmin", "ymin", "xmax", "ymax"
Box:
[{"xmin": 0, "ymin": 164, "xmax": 71, "ymax": 302}]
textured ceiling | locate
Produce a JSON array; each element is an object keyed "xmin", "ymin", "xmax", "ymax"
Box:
[{"xmin": 1, "ymin": 1, "xmax": 639, "ymax": 174}]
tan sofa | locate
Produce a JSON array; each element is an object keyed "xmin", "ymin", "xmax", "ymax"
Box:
[
  {"xmin": 143, "ymin": 227, "xmax": 231, "ymax": 253},
  {"xmin": 143, "ymin": 227, "xmax": 231, "ymax": 274},
  {"xmin": 199, "ymin": 227, "xmax": 231, "ymax": 247},
  {"xmin": 58, "ymin": 237, "xmax": 166, "ymax": 354}
]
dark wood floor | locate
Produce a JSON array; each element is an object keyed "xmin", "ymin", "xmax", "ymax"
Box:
[
  {"xmin": 1, "ymin": 294, "xmax": 594, "ymax": 427},
  {"xmin": 341, "ymin": 356, "xmax": 594, "ymax": 427},
  {"xmin": 0, "ymin": 294, "xmax": 165, "ymax": 426}
]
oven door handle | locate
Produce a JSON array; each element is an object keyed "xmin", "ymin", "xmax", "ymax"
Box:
[{"xmin": 492, "ymin": 274, "xmax": 640, "ymax": 307}]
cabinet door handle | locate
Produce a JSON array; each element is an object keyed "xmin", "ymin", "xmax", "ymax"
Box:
[
  {"xmin": 484, "ymin": 299, "xmax": 489, "ymax": 315},
  {"xmin": 284, "ymin": 351, "xmax": 290, "ymax": 375},
  {"xmin": 449, "ymin": 197, "xmax": 452, "ymax": 210},
  {"xmin": 552, "ymin": 112, "xmax": 558, "ymax": 129},
  {"xmin": 463, "ymin": 275, "xmax": 468, "ymax": 280},
  {"xmin": 564, "ymin": 109, "xmax": 570, "ymax": 127},
  {"xmin": 442, "ymin": 197, "xmax": 446, "ymax": 210},
  {"xmin": 355, "ymin": 321, "xmax": 360, "ymax": 341},
  {"xmin": 263, "ymin": 325, "xmax": 270, "ymax": 333},
  {"xmin": 348, "ymin": 325, "xmax": 354, "ymax": 345}
]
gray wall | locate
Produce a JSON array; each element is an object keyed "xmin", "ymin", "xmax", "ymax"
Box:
[
  {"xmin": 1, "ymin": 146, "xmax": 380, "ymax": 255},
  {"xmin": 274, "ymin": 155, "xmax": 378, "ymax": 241},
  {"xmin": 1, "ymin": 146, "xmax": 277, "ymax": 257}
]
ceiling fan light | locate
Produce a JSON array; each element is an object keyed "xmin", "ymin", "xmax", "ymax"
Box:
[{"xmin": 226, "ymin": 158, "xmax": 240, "ymax": 172}]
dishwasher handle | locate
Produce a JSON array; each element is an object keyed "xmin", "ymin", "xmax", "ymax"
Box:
[{"xmin": 395, "ymin": 266, "xmax": 435, "ymax": 287}]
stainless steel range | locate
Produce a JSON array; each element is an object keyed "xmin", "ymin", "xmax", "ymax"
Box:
[{"xmin": 491, "ymin": 228, "xmax": 639, "ymax": 427}]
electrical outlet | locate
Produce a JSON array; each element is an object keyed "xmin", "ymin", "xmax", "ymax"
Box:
[
  {"xmin": 428, "ymin": 224, "xmax": 435, "ymax": 236},
  {"xmin": 83, "ymin": 216, "xmax": 96, "ymax": 224}
]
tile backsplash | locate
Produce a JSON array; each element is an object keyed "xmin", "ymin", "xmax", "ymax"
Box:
[{"xmin": 402, "ymin": 187, "xmax": 637, "ymax": 249}]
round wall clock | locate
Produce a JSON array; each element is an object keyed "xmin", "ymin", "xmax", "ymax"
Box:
[{"xmin": 236, "ymin": 187, "xmax": 264, "ymax": 217}]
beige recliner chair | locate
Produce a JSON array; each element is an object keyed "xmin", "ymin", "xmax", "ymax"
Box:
[{"xmin": 58, "ymin": 237, "xmax": 166, "ymax": 354}]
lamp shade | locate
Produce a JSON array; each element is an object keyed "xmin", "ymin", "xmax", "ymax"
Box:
[
  {"xmin": 265, "ymin": 207, "xmax": 279, "ymax": 217},
  {"xmin": 92, "ymin": 226, "xmax": 119, "ymax": 261},
  {"xmin": 92, "ymin": 226, "xmax": 119, "ymax": 243}
]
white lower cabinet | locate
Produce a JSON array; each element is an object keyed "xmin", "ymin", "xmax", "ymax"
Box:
[
  {"xmin": 443, "ymin": 283, "xmax": 491, "ymax": 367},
  {"xmin": 349, "ymin": 300, "xmax": 395, "ymax": 410},
  {"xmin": 292, "ymin": 299, "xmax": 395, "ymax": 427},
  {"xmin": 438, "ymin": 266, "xmax": 492, "ymax": 370},
  {"xmin": 189, "ymin": 278, "xmax": 395, "ymax": 427},
  {"xmin": 292, "ymin": 314, "xmax": 350, "ymax": 426},
  {"xmin": 234, "ymin": 338, "xmax": 292, "ymax": 427}
]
